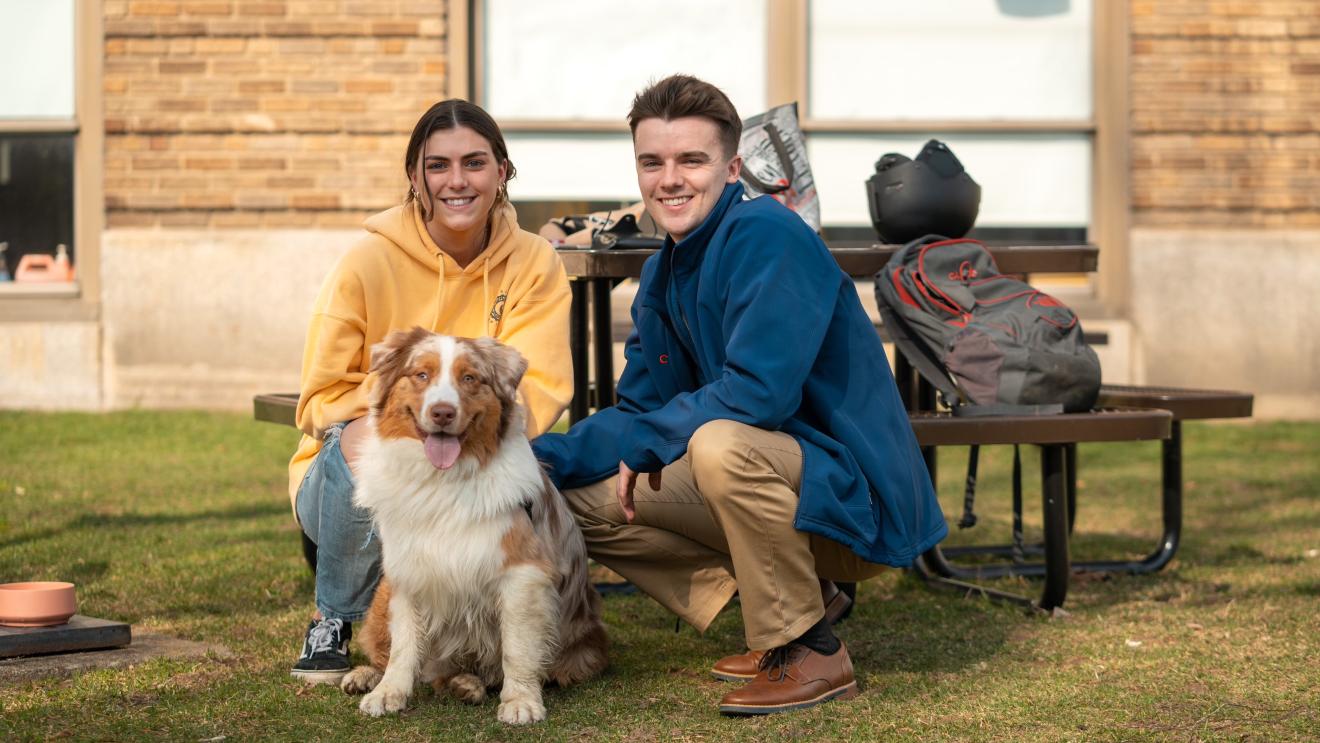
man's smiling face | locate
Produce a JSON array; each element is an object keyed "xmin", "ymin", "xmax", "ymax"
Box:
[{"xmin": 633, "ymin": 116, "xmax": 742, "ymax": 244}]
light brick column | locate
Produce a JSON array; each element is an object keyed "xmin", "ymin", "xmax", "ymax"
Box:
[{"xmin": 1131, "ymin": 0, "xmax": 1320, "ymax": 228}]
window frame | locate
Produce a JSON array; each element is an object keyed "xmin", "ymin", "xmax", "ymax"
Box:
[
  {"xmin": 0, "ymin": 0, "xmax": 103, "ymax": 321},
  {"xmin": 455, "ymin": 0, "xmax": 1129, "ymax": 309}
]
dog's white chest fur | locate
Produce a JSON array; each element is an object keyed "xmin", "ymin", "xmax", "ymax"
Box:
[{"xmin": 356, "ymin": 433, "xmax": 545, "ymax": 613}]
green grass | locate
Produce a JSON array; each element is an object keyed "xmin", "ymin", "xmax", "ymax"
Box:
[{"xmin": 1, "ymin": 411, "xmax": 1317, "ymax": 741}]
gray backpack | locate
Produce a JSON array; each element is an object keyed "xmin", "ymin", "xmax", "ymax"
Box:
[
  {"xmin": 874, "ymin": 235, "xmax": 1101, "ymax": 416},
  {"xmin": 874, "ymin": 235, "xmax": 1102, "ymax": 530}
]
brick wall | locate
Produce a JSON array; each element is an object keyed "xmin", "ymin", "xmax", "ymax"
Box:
[
  {"xmin": 1131, "ymin": 0, "xmax": 1320, "ymax": 227},
  {"xmin": 103, "ymin": 0, "xmax": 449, "ymax": 228}
]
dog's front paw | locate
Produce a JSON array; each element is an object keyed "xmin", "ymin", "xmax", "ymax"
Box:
[
  {"xmin": 447, "ymin": 673, "xmax": 487, "ymax": 704},
  {"xmin": 359, "ymin": 684, "xmax": 409, "ymax": 717},
  {"xmin": 341, "ymin": 666, "xmax": 382, "ymax": 695},
  {"xmin": 497, "ymin": 696, "xmax": 546, "ymax": 725}
]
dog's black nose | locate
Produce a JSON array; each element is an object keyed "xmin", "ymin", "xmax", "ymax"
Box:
[{"xmin": 429, "ymin": 402, "xmax": 456, "ymax": 427}]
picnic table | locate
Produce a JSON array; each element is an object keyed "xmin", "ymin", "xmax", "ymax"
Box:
[
  {"xmin": 558, "ymin": 241, "xmax": 1100, "ymax": 422},
  {"xmin": 254, "ymin": 241, "xmax": 1252, "ymax": 611}
]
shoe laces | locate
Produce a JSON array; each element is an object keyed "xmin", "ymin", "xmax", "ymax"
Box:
[
  {"xmin": 758, "ymin": 644, "xmax": 803, "ymax": 682},
  {"xmin": 304, "ymin": 617, "xmax": 344, "ymax": 657}
]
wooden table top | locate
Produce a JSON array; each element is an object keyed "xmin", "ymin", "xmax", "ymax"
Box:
[{"xmin": 557, "ymin": 242, "xmax": 1098, "ymax": 279}]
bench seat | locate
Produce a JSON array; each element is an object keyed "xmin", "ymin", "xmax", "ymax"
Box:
[
  {"xmin": 919, "ymin": 384, "xmax": 1253, "ymax": 611},
  {"xmin": 909, "ymin": 407, "xmax": 1171, "ymax": 447},
  {"xmin": 907, "ymin": 407, "xmax": 1172, "ymax": 610},
  {"xmin": 1097, "ymin": 384, "xmax": 1253, "ymax": 420}
]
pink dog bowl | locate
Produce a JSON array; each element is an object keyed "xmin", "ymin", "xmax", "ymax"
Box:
[{"xmin": 0, "ymin": 582, "xmax": 77, "ymax": 627}]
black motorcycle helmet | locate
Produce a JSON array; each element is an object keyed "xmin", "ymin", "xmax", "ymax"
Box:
[{"xmin": 865, "ymin": 139, "xmax": 981, "ymax": 244}]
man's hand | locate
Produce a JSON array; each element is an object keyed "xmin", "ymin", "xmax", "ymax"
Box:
[{"xmin": 616, "ymin": 461, "xmax": 662, "ymax": 524}]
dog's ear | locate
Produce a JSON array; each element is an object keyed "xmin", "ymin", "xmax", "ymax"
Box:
[
  {"xmin": 470, "ymin": 336, "xmax": 528, "ymax": 404},
  {"xmin": 368, "ymin": 327, "xmax": 430, "ymax": 412},
  {"xmin": 369, "ymin": 327, "xmax": 427, "ymax": 372}
]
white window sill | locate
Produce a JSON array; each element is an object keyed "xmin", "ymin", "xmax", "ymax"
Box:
[{"xmin": 0, "ymin": 281, "xmax": 80, "ymax": 298}]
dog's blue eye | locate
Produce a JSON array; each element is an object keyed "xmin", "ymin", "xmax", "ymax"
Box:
[
  {"xmin": 416, "ymin": 372, "xmax": 429, "ymax": 381},
  {"xmin": 463, "ymin": 374, "xmax": 476, "ymax": 384}
]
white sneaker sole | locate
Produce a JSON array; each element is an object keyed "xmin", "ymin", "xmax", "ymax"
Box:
[{"xmin": 290, "ymin": 668, "xmax": 349, "ymax": 685}]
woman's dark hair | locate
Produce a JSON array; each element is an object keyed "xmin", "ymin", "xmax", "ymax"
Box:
[{"xmin": 404, "ymin": 99, "xmax": 516, "ymax": 221}]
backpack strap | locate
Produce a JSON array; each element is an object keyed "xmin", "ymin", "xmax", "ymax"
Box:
[
  {"xmin": 958, "ymin": 444, "xmax": 980, "ymax": 529},
  {"xmin": 877, "ymin": 303, "xmax": 965, "ymax": 408},
  {"xmin": 1011, "ymin": 444, "xmax": 1025, "ymax": 563}
]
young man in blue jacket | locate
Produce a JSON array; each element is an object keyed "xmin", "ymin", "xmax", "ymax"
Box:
[{"xmin": 532, "ymin": 75, "xmax": 946, "ymax": 715}]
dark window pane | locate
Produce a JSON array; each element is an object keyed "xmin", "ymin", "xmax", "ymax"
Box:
[{"xmin": 0, "ymin": 134, "xmax": 75, "ymax": 277}]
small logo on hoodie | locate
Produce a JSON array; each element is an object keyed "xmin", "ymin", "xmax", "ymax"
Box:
[{"xmin": 489, "ymin": 291, "xmax": 508, "ymax": 322}]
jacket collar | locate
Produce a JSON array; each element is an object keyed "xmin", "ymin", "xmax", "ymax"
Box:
[
  {"xmin": 641, "ymin": 182, "xmax": 745, "ymax": 309},
  {"xmin": 663, "ymin": 181, "xmax": 745, "ymax": 264}
]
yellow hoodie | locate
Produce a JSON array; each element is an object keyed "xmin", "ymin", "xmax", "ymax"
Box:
[{"xmin": 287, "ymin": 201, "xmax": 573, "ymax": 511}]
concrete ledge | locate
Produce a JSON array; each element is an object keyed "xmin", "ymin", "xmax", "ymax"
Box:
[
  {"xmin": 1130, "ymin": 228, "xmax": 1320, "ymax": 414},
  {"xmin": 0, "ymin": 321, "xmax": 102, "ymax": 410},
  {"xmin": 102, "ymin": 228, "xmax": 354, "ymax": 410}
]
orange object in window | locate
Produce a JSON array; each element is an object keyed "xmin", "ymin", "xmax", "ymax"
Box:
[{"xmin": 14, "ymin": 249, "xmax": 74, "ymax": 283}]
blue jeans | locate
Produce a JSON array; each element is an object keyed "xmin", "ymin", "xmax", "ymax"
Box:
[{"xmin": 295, "ymin": 422, "xmax": 381, "ymax": 623}]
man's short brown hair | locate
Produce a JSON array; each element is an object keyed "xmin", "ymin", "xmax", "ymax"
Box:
[{"xmin": 627, "ymin": 74, "xmax": 742, "ymax": 160}]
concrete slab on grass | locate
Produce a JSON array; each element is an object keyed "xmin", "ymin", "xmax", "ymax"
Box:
[
  {"xmin": 0, "ymin": 616, "xmax": 131, "ymax": 659},
  {"xmin": 0, "ymin": 632, "xmax": 232, "ymax": 684}
]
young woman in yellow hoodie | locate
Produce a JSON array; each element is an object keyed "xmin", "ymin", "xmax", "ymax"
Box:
[{"xmin": 289, "ymin": 100, "xmax": 573, "ymax": 684}]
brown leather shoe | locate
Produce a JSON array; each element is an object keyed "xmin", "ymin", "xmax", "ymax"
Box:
[
  {"xmin": 820, "ymin": 579, "xmax": 854, "ymax": 625},
  {"xmin": 711, "ymin": 649, "xmax": 765, "ymax": 682},
  {"xmin": 710, "ymin": 580, "xmax": 854, "ymax": 682},
  {"xmin": 718, "ymin": 642, "xmax": 859, "ymax": 715}
]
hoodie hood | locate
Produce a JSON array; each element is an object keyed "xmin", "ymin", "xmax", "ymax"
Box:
[
  {"xmin": 363, "ymin": 200, "xmax": 523, "ymax": 274},
  {"xmin": 362, "ymin": 200, "xmax": 526, "ymax": 334}
]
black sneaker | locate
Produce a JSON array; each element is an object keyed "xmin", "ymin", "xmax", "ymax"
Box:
[{"xmin": 290, "ymin": 617, "xmax": 352, "ymax": 685}]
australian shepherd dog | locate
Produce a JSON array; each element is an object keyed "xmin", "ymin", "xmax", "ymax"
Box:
[{"xmin": 340, "ymin": 328, "xmax": 608, "ymax": 724}]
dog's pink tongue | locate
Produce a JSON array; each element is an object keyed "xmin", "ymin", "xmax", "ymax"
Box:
[{"xmin": 423, "ymin": 433, "xmax": 461, "ymax": 470}]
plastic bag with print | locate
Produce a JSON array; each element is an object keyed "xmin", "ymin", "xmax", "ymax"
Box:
[{"xmin": 738, "ymin": 102, "xmax": 821, "ymax": 232}]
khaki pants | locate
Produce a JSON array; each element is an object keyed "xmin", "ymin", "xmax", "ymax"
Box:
[{"xmin": 562, "ymin": 419, "xmax": 886, "ymax": 650}]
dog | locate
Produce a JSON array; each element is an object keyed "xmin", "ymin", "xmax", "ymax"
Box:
[{"xmin": 340, "ymin": 328, "xmax": 608, "ymax": 724}]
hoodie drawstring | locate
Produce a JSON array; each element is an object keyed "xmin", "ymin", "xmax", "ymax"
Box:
[
  {"xmin": 482, "ymin": 258, "xmax": 491, "ymax": 337},
  {"xmin": 432, "ymin": 252, "xmax": 445, "ymax": 331}
]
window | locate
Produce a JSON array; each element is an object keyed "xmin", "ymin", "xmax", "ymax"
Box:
[
  {"xmin": 806, "ymin": 0, "xmax": 1094, "ymax": 231},
  {"xmin": 473, "ymin": 0, "xmax": 767, "ymax": 201},
  {"xmin": 464, "ymin": 0, "xmax": 1124, "ymax": 255},
  {"xmin": 0, "ymin": 134, "xmax": 76, "ymax": 273},
  {"xmin": 0, "ymin": 0, "xmax": 101, "ymax": 314},
  {"xmin": 0, "ymin": 0, "xmax": 77, "ymax": 283}
]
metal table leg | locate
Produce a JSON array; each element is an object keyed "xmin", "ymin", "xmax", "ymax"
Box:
[
  {"xmin": 916, "ymin": 373, "xmax": 938, "ymax": 488},
  {"xmin": 569, "ymin": 280, "xmax": 589, "ymax": 424},
  {"xmin": 917, "ymin": 443, "xmax": 1072, "ymax": 610},
  {"xmin": 1066, "ymin": 442, "xmax": 1078, "ymax": 535},
  {"xmin": 894, "ymin": 353, "xmax": 915, "ymax": 409},
  {"xmin": 1037, "ymin": 443, "xmax": 1070, "ymax": 610},
  {"xmin": 590, "ymin": 278, "xmax": 615, "ymax": 410}
]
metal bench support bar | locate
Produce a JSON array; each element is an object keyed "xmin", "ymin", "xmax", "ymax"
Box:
[
  {"xmin": 915, "ymin": 443, "xmax": 1073, "ymax": 610},
  {"xmin": 937, "ymin": 420, "xmax": 1184, "ymax": 578}
]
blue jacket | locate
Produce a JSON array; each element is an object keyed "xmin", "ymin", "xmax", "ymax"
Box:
[{"xmin": 533, "ymin": 183, "xmax": 946, "ymax": 566}]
